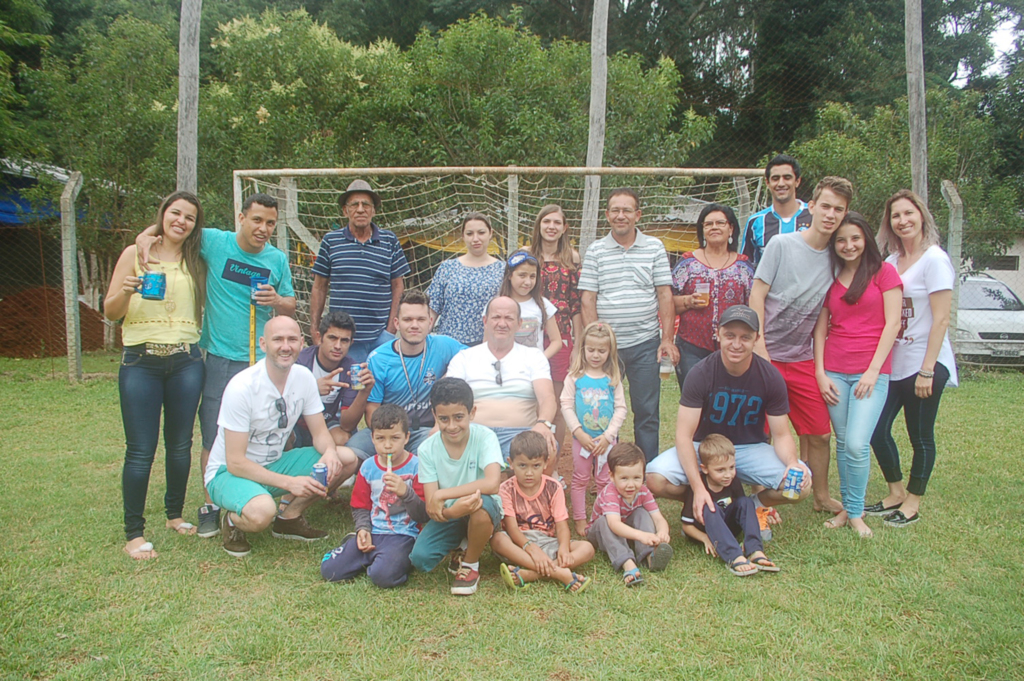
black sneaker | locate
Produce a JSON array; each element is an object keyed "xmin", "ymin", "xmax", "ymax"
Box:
[
  {"xmin": 271, "ymin": 514, "xmax": 329, "ymax": 541},
  {"xmin": 883, "ymin": 510, "xmax": 920, "ymax": 528},
  {"xmin": 197, "ymin": 504, "xmax": 220, "ymax": 538},
  {"xmin": 864, "ymin": 501, "xmax": 902, "ymax": 517}
]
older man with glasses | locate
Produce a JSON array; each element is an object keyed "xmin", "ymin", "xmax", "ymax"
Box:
[
  {"xmin": 203, "ymin": 316, "xmax": 360, "ymax": 557},
  {"xmin": 310, "ymin": 179, "xmax": 411, "ymax": 364},
  {"xmin": 445, "ymin": 296, "xmax": 559, "ymax": 461}
]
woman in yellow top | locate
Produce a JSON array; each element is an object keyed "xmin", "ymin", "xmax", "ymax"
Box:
[{"xmin": 104, "ymin": 191, "xmax": 207, "ymax": 560}]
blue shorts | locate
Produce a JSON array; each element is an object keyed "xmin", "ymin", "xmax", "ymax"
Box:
[
  {"xmin": 206, "ymin": 446, "xmax": 322, "ymax": 515},
  {"xmin": 408, "ymin": 495, "xmax": 502, "ymax": 573},
  {"xmin": 647, "ymin": 441, "xmax": 788, "ymax": 490},
  {"xmin": 347, "ymin": 425, "xmax": 434, "ymax": 461},
  {"xmin": 490, "ymin": 426, "xmax": 530, "ymax": 463}
]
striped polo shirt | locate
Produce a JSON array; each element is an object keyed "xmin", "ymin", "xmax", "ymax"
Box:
[
  {"xmin": 312, "ymin": 224, "xmax": 411, "ymax": 342},
  {"xmin": 740, "ymin": 201, "xmax": 811, "ymax": 268},
  {"xmin": 577, "ymin": 229, "xmax": 672, "ymax": 348}
]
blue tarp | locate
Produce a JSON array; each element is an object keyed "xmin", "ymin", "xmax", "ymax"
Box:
[{"xmin": 0, "ymin": 190, "xmax": 60, "ymax": 225}]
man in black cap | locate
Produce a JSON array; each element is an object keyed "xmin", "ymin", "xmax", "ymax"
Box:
[
  {"xmin": 646, "ymin": 305, "xmax": 810, "ymax": 527},
  {"xmin": 311, "ymin": 179, "xmax": 411, "ymax": 364}
]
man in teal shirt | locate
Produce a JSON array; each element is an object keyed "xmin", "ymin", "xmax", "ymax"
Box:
[{"xmin": 139, "ymin": 193, "xmax": 296, "ymax": 537}]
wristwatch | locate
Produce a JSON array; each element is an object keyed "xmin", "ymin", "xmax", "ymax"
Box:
[{"xmin": 536, "ymin": 419, "xmax": 556, "ymax": 433}]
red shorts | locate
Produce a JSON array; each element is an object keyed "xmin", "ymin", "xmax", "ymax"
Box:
[
  {"xmin": 771, "ymin": 359, "xmax": 831, "ymax": 436},
  {"xmin": 549, "ymin": 338, "xmax": 573, "ymax": 383}
]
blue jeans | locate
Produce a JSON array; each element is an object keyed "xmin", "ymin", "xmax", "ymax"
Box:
[
  {"xmin": 674, "ymin": 338, "xmax": 712, "ymax": 394},
  {"xmin": 825, "ymin": 371, "xmax": 890, "ymax": 518},
  {"xmin": 347, "ymin": 425, "xmax": 434, "ymax": 461},
  {"xmin": 119, "ymin": 346, "xmax": 204, "ymax": 540},
  {"xmin": 617, "ymin": 335, "xmax": 662, "ymax": 462},
  {"xmin": 348, "ymin": 328, "xmax": 395, "ymax": 366}
]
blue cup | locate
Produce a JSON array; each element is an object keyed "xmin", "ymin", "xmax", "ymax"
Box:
[{"xmin": 139, "ymin": 271, "xmax": 166, "ymax": 300}]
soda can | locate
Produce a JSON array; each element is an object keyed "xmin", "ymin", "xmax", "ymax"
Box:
[
  {"xmin": 250, "ymin": 275, "xmax": 269, "ymax": 303},
  {"xmin": 782, "ymin": 467, "xmax": 804, "ymax": 500},
  {"xmin": 139, "ymin": 271, "xmax": 166, "ymax": 300},
  {"xmin": 311, "ymin": 463, "xmax": 329, "ymax": 488},
  {"xmin": 350, "ymin": 363, "xmax": 365, "ymax": 391}
]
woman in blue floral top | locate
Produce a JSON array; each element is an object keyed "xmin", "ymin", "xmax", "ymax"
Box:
[{"xmin": 427, "ymin": 212, "xmax": 505, "ymax": 345}]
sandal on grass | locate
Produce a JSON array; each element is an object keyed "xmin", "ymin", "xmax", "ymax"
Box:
[
  {"xmin": 622, "ymin": 567, "xmax": 644, "ymax": 587},
  {"xmin": 499, "ymin": 563, "xmax": 529, "ymax": 590},
  {"xmin": 645, "ymin": 543, "xmax": 674, "ymax": 572},
  {"xmin": 727, "ymin": 556, "xmax": 758, "ymax": 577},
  {"xmin": 168, "ymin": 520, "xmax": 196, "ymax": 535},
  {"xmin": 124, "ymin": 541, "xmax": 156, "ymax": 560},
  {"xmin": 749, "ymin": 554, "xmax": 781, "ymax": 573},
  {"xmin": 565, "ymin": 572, "xmax": 592, "ymax": 594}
]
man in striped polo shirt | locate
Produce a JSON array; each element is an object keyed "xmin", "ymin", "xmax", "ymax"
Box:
[
  {"xmin": 740, "ymin": 154, "xmax": 811, "ymax": 268},
  {"xmin": 311, "ymin": 179, "xmax": 411, "ymax": 365},
  {"xmin": 578, "ymin": 188, "xmax": 680, "ymax": 462}
]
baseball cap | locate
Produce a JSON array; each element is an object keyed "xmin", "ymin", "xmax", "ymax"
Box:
[{"xmin": 719, "ymin": 305, "xmax": 760, "ymax": 332}]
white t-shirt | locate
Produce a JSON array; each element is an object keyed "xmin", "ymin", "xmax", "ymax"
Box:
[
  {"xmin": 887, "ymin": 245, "xmax": 959, "ymax": 386},
  {"xmin": 514, "ymin": 296, "xmax": 558, "ymax": 351},
  {"xmin": 204, "ymin": 360, "xmax": 324, "ymax": 484},
  {"xmin": 446, "ymin": 342, "xmax": 552, "ymax": 428}
]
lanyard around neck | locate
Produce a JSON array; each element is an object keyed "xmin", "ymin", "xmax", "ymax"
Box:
[{"xmin": 397, "ymin": 337, "xmax": 428, "ymax": 396}]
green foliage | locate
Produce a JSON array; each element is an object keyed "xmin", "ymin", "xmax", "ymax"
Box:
[
  {"xmin": 0, "ymin": 0, "xmax": 51, "ymax": 157},
  {"xmin": 790, "ymin": 88, "xmax": 1024, "ymax": 260}
]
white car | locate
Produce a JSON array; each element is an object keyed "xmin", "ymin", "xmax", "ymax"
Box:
[{"xmin": 955, "ymin": 275, "xmax": 1024, "ymax": 364}]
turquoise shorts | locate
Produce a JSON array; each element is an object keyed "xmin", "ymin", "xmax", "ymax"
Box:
[{"xmin": 206, "ymin": 446, "xmax": 322, "ymax": 515}]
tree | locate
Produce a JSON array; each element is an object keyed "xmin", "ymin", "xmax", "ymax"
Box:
[{"xmin": 0, "ymin": 0, "xmax": 50, "ymax": 157}]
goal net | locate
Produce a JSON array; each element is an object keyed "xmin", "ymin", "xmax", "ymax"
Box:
[{"xmin": 233, "ymin": 167, "xmax": 766, "ymax": 334}]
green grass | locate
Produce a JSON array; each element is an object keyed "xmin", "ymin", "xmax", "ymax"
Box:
[{"xmin": 2, "ymin": 353, "xmax": 1023, "ymax": 680}]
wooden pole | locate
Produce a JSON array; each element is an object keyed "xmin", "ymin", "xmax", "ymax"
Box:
[
  {"xmin": 177, "ymin": 0, "xmax": 202, "ymax": 193},
  {"xmin": 941, "ymin": 180, "xmax": 963, "ymax": 342},
  {"xmin": 906, "ymin": 0, "xmax": 928, "ymax": 204},
  {"xmin": 580, "ymin": 0, "xmax": 609, "ymax": 257},
  {"xmin": 60, "ymin": 171, "xmax": 84, "ymax": 383}
]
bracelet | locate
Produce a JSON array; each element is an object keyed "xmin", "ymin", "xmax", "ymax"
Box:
[
  {"xmin": 522, "ymin": 540, "xmax": 534, "ymax": 549},
  {"xmin": 918, "ymin": 370, "xmax": 935, "ymax": 379}
]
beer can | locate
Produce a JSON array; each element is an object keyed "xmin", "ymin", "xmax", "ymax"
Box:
[
  {"xmin": 782, "ymin": 467, "xmax": 803, "ymax": 500},
  {"xmin": 139, "ymin": 271, "xmax": 166, "ymax": 300},
  {"xmin": 250, "ymin": 275, "xmax": 269, "ymax": 303},
  {"xmin": 311, "ymin": 463, "xmax": 329, "ymax": 488},
  {"xmin": 350, "ymin": 363, "xmax": 365, "ymax": 391}
]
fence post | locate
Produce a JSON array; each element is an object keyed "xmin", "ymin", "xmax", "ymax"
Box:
[
  {"xmin": 733, "ymin": 177, "xmax": 753, "ymax": 233},
  {"xmin": 233, "ymin": 171, "xmax": 243, "ymax": 231},
  {"xmin": 580, "ymin": 176, "xmax": 601, "ymax": 258},
  {"xmin": 60, "ymin": 171, "xmax": 84, "ymax": 382},
  {"xmin": 941, "ymin": 180, "xmax": 963, "ymax": 345},
  {"xmin": 275, "ymin": 178, "xmax": 292, "ymax": 255},
  {"xmin": 506, "ymin": 173, "xmax": 519, "ymax": 254}
]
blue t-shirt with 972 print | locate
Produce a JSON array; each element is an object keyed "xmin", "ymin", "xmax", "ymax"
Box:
[
  {"xmin": 199, "ymin": 228, "xmax": 294, "ymax": 362},
  {"xmin": 680, "ymin": 351, "xmax": 789, "ymax": 445}
]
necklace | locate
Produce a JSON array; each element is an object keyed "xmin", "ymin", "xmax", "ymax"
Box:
[
  {"xmin": 397, "ymin": 337, "xmax": 429, "ymax": 429},
  {"xmin": 702, "ymin": 248, "xmax": 731, "ymax": 270}
]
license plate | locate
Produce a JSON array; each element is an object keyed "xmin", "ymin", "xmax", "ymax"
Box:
[{"xmin": 993, "ymin": 349, "xmax": 1020, "ymax": 357}]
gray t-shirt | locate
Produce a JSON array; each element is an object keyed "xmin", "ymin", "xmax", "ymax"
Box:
[{"xmin": 754, "ymin": 231, "xmax": 833, "ymax": 362}]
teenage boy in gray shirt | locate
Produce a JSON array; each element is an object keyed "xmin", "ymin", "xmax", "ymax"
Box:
[{"xmin": 748, "ymin": 176, "xmax": 854, "ymax": 517}]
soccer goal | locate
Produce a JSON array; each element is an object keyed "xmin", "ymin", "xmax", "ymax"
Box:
[{"xmin": 232, "ymin": 166, "xmax": 766, "ymax": 333}]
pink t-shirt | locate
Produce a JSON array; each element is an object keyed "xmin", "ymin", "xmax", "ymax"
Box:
[
  {"xmin": 822, "ymin": 263, "xmax": 903, "ymax": 374},
  {"xmin": 500, "ymin": 475, "xmax": 569, "ymax": 537},
  {"xmin": 587, "ymin": 482, "xmax": 660, "ymax": 529}
]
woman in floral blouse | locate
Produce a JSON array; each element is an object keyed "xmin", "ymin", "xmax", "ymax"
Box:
[{"xmin": 672, "ymin": 203, "xmax": 755, "ymax": 390}]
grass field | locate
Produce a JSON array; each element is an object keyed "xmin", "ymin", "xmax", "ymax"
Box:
[{"xmin": 2, "ymin": 352, "xmax": 1023, "ymax": 680}]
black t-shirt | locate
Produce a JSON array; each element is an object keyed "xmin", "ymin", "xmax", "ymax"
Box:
[
  {"xmin": 679, "ymin": 351, "xmax": 789, "ymax": 445},
  {"xmin": 680, "ymin": 472, "xmax": 746, "ymax": 533}
]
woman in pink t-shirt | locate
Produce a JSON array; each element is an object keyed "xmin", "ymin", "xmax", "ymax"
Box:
[{"xmin": 812, "ymin": 212, "xmax": 903, "ymax": 537}]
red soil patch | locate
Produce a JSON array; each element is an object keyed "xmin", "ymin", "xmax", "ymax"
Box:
[{"xmin": 0, "ymin": 286, "xmax": 117, "ymax": 358}]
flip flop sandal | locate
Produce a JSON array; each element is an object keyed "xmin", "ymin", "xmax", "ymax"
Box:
[
  {"xmin": 169, "ymin": 522, "xmax": 196, "ymax": 535},
  {"xmin": 565, "ymin": 572, "xmax": 592, "ymax": 594},
  {"xmin": 727, "ymin": 557, "xmax": 758, "ymax": 577},
  {"xmin": 622, "ymin": 567, "xmax": 644, "ymax": 587},
  {"xmin": 750, "ymin": 555, "xmax": 781, "ymax": 572},
  {"xmin": 499, "ymin": 563, "xmax": 530, "ymax": 590},
  {"xmin": 125, "ymin": 541, "xmax": 156, "ymax": 559}
]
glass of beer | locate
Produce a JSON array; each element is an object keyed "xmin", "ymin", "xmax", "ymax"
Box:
[{"xmin": 694, "ymin": 282, "xmax": 711, "ymax": 307}]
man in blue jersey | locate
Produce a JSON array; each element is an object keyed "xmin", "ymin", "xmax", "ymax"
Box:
[
  {"xmin": 347, "ymin": 289, "xmax": 467, "ymax": 460},
  {"xmin": 137, "ymin": 193, "xmax": 297, "ymax": 538},
  {"xmin": 309, "ymin": 179, "xmax": 411, "ymax": 365},
  {"xmin": 740, "ymin": 155, "xmax": 812, "ymax": 268}
]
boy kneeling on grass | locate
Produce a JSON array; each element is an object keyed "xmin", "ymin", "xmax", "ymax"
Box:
[
  {"xmin": 320, "ymin": 404, "xmax": 428, "ymax": 588},
  {"xmin": 586, "ymin": 442, "xmax": 673, "ymax": 586},
  {"xmin": 491, "ymin": 431, "xmax": 595, "ymax": 593},
  {"xmin": 408, "ymin": 377, "xmax": 503, "ymax": 596},
  {"xmin": 680, "ymin": 434, "xmax": 780, "ymax": 576}
]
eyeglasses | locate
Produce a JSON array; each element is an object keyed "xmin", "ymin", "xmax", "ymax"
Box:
[
  {"xmin": 608, "ymin": 208, "xmax": 637, "ymax": 216},
  {"xmin": 274, "ymin": 397, "xmax": 288, "ymax": 428},
  {"xmin": 703, "ymin": 220, "xmax": 730, "ymax": 229},
  {"xmin": 345, "ymin": 200, "xmax": 375, "ymax": 211},
  {"xmin": 492, "ymin": 360, "xmax": 503, "ymax": 386},
  {"xmin": 507, "ymin": 251, "xmax": 538, "ymax": 268}
]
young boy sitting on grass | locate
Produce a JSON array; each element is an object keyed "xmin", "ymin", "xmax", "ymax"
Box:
[
  {"xmin": 586, "ymin": 442, "xmax": 673, "ymax": 586},
  {"xmin": 408, "ymin": 377, "xmax": 503, "ymax": 596},
  {"xmin": 490, "ymin": 431, "xmax": 595, "ymax": 593},
  {"xmin": 320, "ymin": 404, "xmax": 428, "ymax": 588},
  {"xmin": 680, "ymin": 434, "xmax": 780, "ymax": 576}
]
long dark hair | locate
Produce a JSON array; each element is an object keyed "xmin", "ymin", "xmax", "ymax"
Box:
[
  {"xmin": 155, "ymin": 191, "xmax": 206, "ymax": 324},
  {"xmin": 499, "ymin": 250, "xmax": 548, "ymax": 327},
  {"xmin": 830, "ymin": 211, "xmax": 883, "ymax": 305},
  {"xmin": 695, "ymin": 203, "xmax": 740, "ymax": 252}
]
